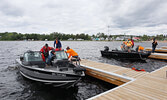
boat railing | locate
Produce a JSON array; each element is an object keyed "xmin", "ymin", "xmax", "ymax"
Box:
[{"xmin": 71, "ymin": 57, "xmax": 81, "ymax": 66}]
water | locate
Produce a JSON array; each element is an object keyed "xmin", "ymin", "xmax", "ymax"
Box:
[{"xmin": 0, "ymin": 41, "xmax": 167, "ymax": 100}]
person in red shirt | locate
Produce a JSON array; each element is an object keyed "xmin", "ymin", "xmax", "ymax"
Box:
[
  {"xmin": 40, "ymin": 44, "xmax": 53, "ymax": 63},
  {"xmin": 66, "ymin": 46, "xmax": 79, "ymax": 60}
]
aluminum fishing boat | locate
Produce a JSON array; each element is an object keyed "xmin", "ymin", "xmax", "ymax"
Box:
[
  {"xmin": 101, "ymin": 46, "xmax": 151, "ymax": 61},
  {"xmin": 16, "ymin": 50, "xmax": 85, "ymax": 88}
]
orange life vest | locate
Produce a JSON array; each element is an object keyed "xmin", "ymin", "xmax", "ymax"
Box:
[{"xmin": 126, "ymin": 41, "xmax": 132, "ymax": 47}]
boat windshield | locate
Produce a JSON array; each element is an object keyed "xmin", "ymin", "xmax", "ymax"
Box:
[
  {"xmin": 55, "ymin": 51, "xmax": 68, "ymax": 60},
  {"xmin": 24, "ymin": 51, "xmax": 43, "ymax": 62}
]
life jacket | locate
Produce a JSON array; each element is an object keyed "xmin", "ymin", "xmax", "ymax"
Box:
[
  {"xmin": 43, "ymin": 47, "xmax": 49, "ymax": 57},
  {"xmin": 123, "ymin": 41, "xmax": 127, "ymax": 45},
  {"xmin": 138, "ymin": 46, "xmax": 144, "ymax": 51},
  {"xmin": 132, "ymin": 67, "xmax": 145, "ymax": 72},
  {"xmin": 56, "ymin": 40, "xmax": 58, "ymax": 44},
  {"xmin": 152, "ymin": 41, "xmax": 158, "ymax": 48},
  {"xmin": 121, "ymin": 45, "xmax": 123, "ymax": 49},
  {"xmin": 40, "ymin": 46, "xmax": 53, "ymax": 58},
  {"xmin": 126, "ymin": 41, "xmax": 132, "ymax": 47},
  {"xmin": 121, "ymin": 44, "xmax": 125, "ymax": 50}
]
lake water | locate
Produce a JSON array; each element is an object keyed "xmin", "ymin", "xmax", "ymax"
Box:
[{"xmin": 0, "ymin": 41, "xmax": 167, "ymax": 100}]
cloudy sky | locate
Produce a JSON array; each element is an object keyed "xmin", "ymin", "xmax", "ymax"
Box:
[{"xmin": 0, "ymin": 0, "xmax": 167, "ymax": 35}]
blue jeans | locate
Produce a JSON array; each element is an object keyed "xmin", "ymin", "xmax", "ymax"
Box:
[
  {"xmin": 45, "ymin": 57, "xmax": 49, "ymax": 64},
  {"xmin": 72, "ymin": 56, "xmax": 78, "ymax": 58},
  {"xmin": 152, "ymin": 47, "xmax": 156, "ymax": 53},
  {"xmin": 47, "ymin": 53, "xmax": 54, "ymax": 65}
]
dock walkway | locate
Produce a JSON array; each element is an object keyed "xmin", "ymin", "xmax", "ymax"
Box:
[
  {"xmin": 81, "ymin": 59, "xmax": 167, "ymax": 100},
  {"xmin": 149, "ymin": 53, "xmax": 167, "ymax": 60}
]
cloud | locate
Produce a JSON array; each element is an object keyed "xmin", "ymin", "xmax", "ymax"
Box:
[
  {"xmin": 0, "ymin": 0, "xmax": 24, "ymax": 17},
  {"xmin": 0, "ymin": 0, "xmax": 167, "ymax": 35}
]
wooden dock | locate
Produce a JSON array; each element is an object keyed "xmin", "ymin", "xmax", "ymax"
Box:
[
  {"xmin": 161, "ymin": 46, "xmax": 167, "ymax": 49},
  {"xmin": 149, "ymin": 53, "xmax": 167, "ymax": 60},
  {"xmin": 80, "ymin": 59, "xmax": 167, "ymax": 100},
  {"xmin": 145, "ymin": 48, "xmax": 167, "ymax": 53}
]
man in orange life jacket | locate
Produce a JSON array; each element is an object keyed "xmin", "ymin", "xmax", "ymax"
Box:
[
  {"xmin": 65, "ymin": 46, "xmax": 79, "ymax": 60},
  {"xmin": 136, "ymin": 45, "xmax": 144, "ymax": 52},
  {"xmin": 40, "ymin": 44, "xmax": 53, "ymax": 64}
]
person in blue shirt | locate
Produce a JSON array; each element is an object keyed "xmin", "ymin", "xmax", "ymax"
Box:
[
  {"xmin": 47, "ymin": 49, "xmax": 56, "ymax": 65},
  {"xmin": 54, "ymin": 38, "xmax": 62, "ymax": 51}
]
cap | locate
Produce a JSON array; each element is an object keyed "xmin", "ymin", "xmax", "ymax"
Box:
[
  {"xmin": 45, "ymin": 43, "xmax": 48, "ymax": 47},
  {"xmin": 66, "ymin": 46, "xmax": 70, "ymax": 50}
]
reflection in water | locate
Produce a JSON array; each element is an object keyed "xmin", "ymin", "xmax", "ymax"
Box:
[{"xmin": 15, "ymin": 73, "xmax": 116, "ymax": 100}]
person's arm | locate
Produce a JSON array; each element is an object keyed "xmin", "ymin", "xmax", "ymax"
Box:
[
  {"xmin": 53, "ymin": 41, "xmax": 56, "ymax": 48},
  {"xmin": 40, "ymin": 47, "xmax": 44, "ymax": 53},
  {"xmin": 66, "ymin": 50, "xmax": 70, "ymax": 53},
  {"xmin": 48, "ymin": 47, "xmax": 54, "ymax": 50},
  {"xmin": 40, "ymin": 48, "xmax": 44, "ymax": 56},
  {"xmin": 68, "ymin": 54, "xmax": 72, "ymax": 58},
  {"xmin": 59, "ymin": 41, "xmax": 62, "ymax": 48},
  {"xmin": 66, "ymin": 50, "xmax": 71, "ymax": 58}
]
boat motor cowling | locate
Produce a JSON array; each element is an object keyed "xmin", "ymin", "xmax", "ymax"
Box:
[{"xmin": 104, "ymin": 46, "xmax": 109, "ymax": 51}]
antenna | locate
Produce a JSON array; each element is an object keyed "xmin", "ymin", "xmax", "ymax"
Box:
[{"xmin": 107, "ymin": 25, "xmax": 111, "ymax": 40}]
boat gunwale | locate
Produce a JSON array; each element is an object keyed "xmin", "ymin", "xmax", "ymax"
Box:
[{"xmin": 16, "ymin": 59, "xmax": 83, "ymax": 76}]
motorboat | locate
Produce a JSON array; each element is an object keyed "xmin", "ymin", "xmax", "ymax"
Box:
[
  {"xmin": 16, "ymin": 50, "xmax": 85, "ymax": 88},
  {"xmin": 101, "ymin": 46, "xmax": 151, "ymax": 61}
]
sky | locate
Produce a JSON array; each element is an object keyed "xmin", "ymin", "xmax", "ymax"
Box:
[{"xmin": 0, "ymin": 0, "xmax": 167, "ymax": 35}]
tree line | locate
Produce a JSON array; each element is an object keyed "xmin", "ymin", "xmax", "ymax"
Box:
[
  {"xmin": 0, "ymin": 32, "xmax": 91, "ymax": 41},
  {"xmin": 0, "ymin": 32, "xmax": 166, "ymax": 41}
]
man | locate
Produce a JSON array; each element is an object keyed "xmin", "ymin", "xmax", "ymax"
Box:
[
  {"xmin": 136, "ymin": 45, "xmax": 144, "ymax": 52},
  {"xmin": 40, "ymin": 44, "xmax": 53, "ymax": 64},
  {"xmin": 121, "ymin": 42, "xmax": 127, "ymax": 51},
  {"xmin": 54, "ymin": 38, "xmax": 62, "ymax": 51},
  {"xmin": 152, "ymin": 38, "xmax": 158, "ymax": 53},
  {"xmin": 126, "ymin": 39, "xmax": 133, "ymax": 52},
  {"xmin": 65, "ymin": 46, "xmax": 79, "ymax": 60}
]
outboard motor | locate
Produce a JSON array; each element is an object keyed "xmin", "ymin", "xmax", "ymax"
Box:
[{"xmin": 104, "ymin": 46, "xmax": 109, "ymax": 51}]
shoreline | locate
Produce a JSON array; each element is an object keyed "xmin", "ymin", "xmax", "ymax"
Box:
[{"xmin": 0, "ymin": 40, "xmax": 167, "ymax": 43}]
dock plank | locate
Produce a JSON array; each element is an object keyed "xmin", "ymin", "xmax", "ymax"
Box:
[
  {"xmin": 148, "ymin": 53, "xmax": 167, "ymax": 60},
  {"xmin": 82, "ymin": 59, "xmax": 167, "ymax": 100},
  {"xmin": 91, "ymin": 66, "xmax": 167, "ymax": 100}
]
